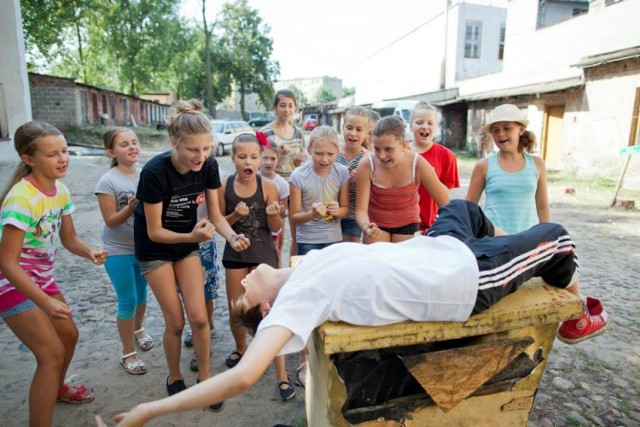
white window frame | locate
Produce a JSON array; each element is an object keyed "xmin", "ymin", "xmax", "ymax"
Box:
[{"xmin": 465, "ymin": 21, "xmax": 482, "ymax": 59}]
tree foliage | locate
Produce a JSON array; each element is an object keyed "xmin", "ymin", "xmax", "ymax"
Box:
[
  {"xmin": 314, "ymin": 85, "xmax": 337, "ymax": 104},
  {"xmin": 287, "ymin": 85, "xmax": 308, "ymax": 107},
  {"xmin": 343, "ymin": 86, "xmax": 356, "ymax": 98},
  {"xmin": 218, "ymin": 0, "xmax": 279, "ymax": 117},
  {"xmin": 20, "ymin": 0, "xmax": 280, "ymax": 114}
]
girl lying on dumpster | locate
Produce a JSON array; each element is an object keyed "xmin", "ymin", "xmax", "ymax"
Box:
[{"xmin": 100, "ymin": 200, "xmax": 607, "ymax": 427}]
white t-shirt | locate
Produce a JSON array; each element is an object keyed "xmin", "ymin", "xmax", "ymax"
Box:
[{"xmin": 258, "ymin": 235, "xmax": 479, "ymax": 355}]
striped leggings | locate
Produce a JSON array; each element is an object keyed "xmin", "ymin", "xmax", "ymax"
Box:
[{"xmin": 427, "ymin": 200, "xmax": 578, "ymax": 314}]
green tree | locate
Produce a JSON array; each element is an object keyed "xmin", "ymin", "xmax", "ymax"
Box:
[
  {"xmin": 343, "ymin": 86, "xmax": 356, "ymax": 98},
  {"xmin": 219, "ymin": 0, "xmax": 279, "ymax": 119},
  {"xmin": 314, "ymin": 85, "xmax": 337, "ymax": 104},
  {"xmin": 287, "ymin": 85, "xmax": 308, "ymax": 107},
  {"xmin": 21, "ymin": 0, "xmax": 90, "ymax": 82},
  {"xmin": 92, "ymin": 0, "xmax": 183, "ymax": 96}
]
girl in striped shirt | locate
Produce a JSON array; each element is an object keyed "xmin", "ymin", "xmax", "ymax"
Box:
[{"xmin": 0, "ymin": 122, "xmax": 106, "ymax": 425}]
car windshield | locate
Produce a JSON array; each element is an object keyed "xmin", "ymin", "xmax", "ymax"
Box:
[{"xmin": 211, "ymin": 122, "xmax": 224, "ymax": 133}]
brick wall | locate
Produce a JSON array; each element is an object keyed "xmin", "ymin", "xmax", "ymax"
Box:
[{"xmin": 29, "ymin": 73, "xmax": 169, "ymax": 129}]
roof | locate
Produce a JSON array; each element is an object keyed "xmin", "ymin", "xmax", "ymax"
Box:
[
  {"xmin": 573, "ymin": 46, "xmax": 640, "ymax": 68},
  {"xmin": 439, "ymin": 76, "xmax": 583, "ymax": 105}
]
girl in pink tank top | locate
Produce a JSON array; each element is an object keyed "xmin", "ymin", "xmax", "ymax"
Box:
[{"xmin": 355, "ymin": 116, "xmax": 450, "ymax": 244}]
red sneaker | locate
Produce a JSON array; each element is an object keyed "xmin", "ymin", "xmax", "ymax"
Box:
[{"xmin": 557, "ymin": 297, "xmax": 608, "ymax": 344}]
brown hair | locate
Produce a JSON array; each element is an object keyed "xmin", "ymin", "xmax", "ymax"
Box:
[
  {"xmin": 273, "ymin": 89, "xmax": 298, "ymax": 108},
  {"xmin": 166, "ymin": 99, "xmax": 212, "ymax": 144},
  {"xmin": 231, "ymin": 133, "xmax": 262, "ymax": 156},
  {"xmin": 519, "ymin": 130, "xmax": 537, "ymax": 153},
  {"xmin": 102, "ymin": 127, "xmax": 135, "ymax": 168},
  {"xmin": 0, "ymin": 121, "xmax": 63, "ymax": 205},
  {"xmin": 372, "ymin": 115, "xmax": 405, "ymax": 142},
  {"xmin": 344, "ymin": 106, "xmax": 372, "ymax": 150},
  {"xmin": 231, "ymin": 295, "xmax": 263, "ymax": 336}
]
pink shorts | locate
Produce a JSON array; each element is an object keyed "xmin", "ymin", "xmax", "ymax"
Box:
[{"xmin": 0, "ymin": 282, "xmax": 61, "ymax": 313}]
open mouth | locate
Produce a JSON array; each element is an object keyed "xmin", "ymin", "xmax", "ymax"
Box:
[{"xmin": 243, "ymin": 168, "xmax": 254, "ymax": 177}]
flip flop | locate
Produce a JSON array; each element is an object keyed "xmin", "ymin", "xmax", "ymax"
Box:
[
  {"xmin": 225, "ymin": 350, "xmax": 243, "ymax": 368},
  {"xmin": 56, "ymin": 384, "xmax": 94, "ymax": 404}
]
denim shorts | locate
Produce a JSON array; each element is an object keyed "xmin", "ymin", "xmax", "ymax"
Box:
[
  {"xmin": 0, "ymin": 299, "xmax": 36, "ymax": 319},
  {"xmin": 297, "ymin": 241, "xmax": 339, "ymax": 256},
  {"xmin": 341, "ymin": 218, "xmax": 362, "ymax": 238}
]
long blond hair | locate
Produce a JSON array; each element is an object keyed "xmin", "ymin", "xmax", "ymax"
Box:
[{"xmin": 0, "ymin": 121, "xmax": 63, "ymax": 205}]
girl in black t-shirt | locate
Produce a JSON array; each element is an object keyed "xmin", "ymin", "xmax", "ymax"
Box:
[{"xmin": 134, "ymin": 100, "xmax": 249, "ymax": 407}]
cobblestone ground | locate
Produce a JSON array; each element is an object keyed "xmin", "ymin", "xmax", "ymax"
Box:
[{"xmin": 0, "ymin": 151, "xmax": 638, "ymax": 427}]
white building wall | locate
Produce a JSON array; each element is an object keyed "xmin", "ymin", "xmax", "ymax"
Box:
[
  {"xmin": 0, "ymin": 0, "xmax": 31, "ymax": 156},
  {"xmin": 458, "ymin": 0, "xmax": 640, "ymax": 96},
  {"xmin": 454, "ymin": 3, "xmax": 506, "ymax": 80},
  {"xmin": 353, "ymin": 8, "xmax": 447, "ymax": 105}
]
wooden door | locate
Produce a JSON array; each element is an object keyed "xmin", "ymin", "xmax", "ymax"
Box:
[{"xmin": 542, "ymin": 106, "xmax": 565, "ymax": 169}]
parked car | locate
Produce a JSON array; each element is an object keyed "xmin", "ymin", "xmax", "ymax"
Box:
[
  {"xmin": 248, "ymin": 114, "xmax": 274, "ymax": 127},
  {"xmin": 303, "ymin": 118, "xmax": 319, "ymax": 131},
  {"xmin": 211, "ymin": 120, "xmax": 253, "ymax": 156}
]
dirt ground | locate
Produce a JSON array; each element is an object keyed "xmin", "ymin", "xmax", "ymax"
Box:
[{"xmin": 0, "ymin": 148, "xmax": 638, "ymax": 427}]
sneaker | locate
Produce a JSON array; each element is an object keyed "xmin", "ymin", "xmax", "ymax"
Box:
[
  {"xmin": 166, "ymin": 377, "xmax": 187, "ymax": 396},
  {"xmin": 278, "ymin": 380, "xmax": 296, "ymax": 401},
  {"xmin": 295, "ymin": 361, "xmax": 307, "ymax": 388},
  {"xmin": 557, "ymin": 297, "xmax": 608, "ymax": 344},
  {"xmin": 184, "ymin": 332, "xmax": 193, "ymax": 347},
  {"xmin": 197, "ymin": 378, "xmax": 224, "ymax": 412},
  {"xmin": 190, "ymin": 354, "xmax": 198, "ymax": 372}
]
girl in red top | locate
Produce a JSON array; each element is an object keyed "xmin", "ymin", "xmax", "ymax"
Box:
[
  {"xmin": 355, "ymin": 116, "xmax": 449, "ymax": 244},
  {"xmin": 409, "ymin": 101, "xmax": 459, "ymax": 232}
]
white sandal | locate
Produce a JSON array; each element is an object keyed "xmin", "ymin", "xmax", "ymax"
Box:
[
  {"xmin": 120, "ymin": 351, "xmax": 147, "ymax": 375},
  {"xmin": 295, "ymin": 361, "xmax": 307, "ymax": 387},
  {"xmin": 134, "ymin": 327, "xmax": 154, "ymax": 352}
]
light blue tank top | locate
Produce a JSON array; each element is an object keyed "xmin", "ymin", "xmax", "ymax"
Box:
[{"xmin": 484, "ymin": 152, "xmax": 539, "ymax": 234}]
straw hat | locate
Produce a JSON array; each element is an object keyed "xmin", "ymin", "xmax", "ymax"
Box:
[{"xmin": 483, "ymin": 104, "xmax": 529, "ymax": 132}]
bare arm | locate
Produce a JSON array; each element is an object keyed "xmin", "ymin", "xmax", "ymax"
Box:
[
  {"xmin": 59, "ymin": 215, "xmax": 106, "ymax": 264},
  {"xmin": 96, "ymin": 193, "xmax": 137, "ymax": 228},
  {"xmin": 335, "ymin": 179, "xmax": 350, "ymax": 219},
  {"xmin": 113, "ymin": 326, "xmax": 294, "ymax": 426},
  {"xmin": 263, "ymin": 180, "xmax": 284, "ymax": 233},
  {"xmin": 533, "ymin": 156, "xmax": 550, "ymax": 223},
  {"xmin": 289, "ymin": 182, "xmax": 323, "ymax": 225},
  {"xmin": 354, "ymin": 159, "xmax": 372, "ymax": 228},
  {"xmin": 207, "ymin": 187, "xmax": 250, "ymax": 251},
  {"xmin": 0, "ymin": 225, "xmax": 73, "ymax": 318},
  {"xmin": 143, "ymin": 202, "xmax": 213, "ymax": 244},
  {"xmin": 416, "ymin": 157, "xmax": 450, "ymax": 207},
  {"xmin": 466, "ymin": 159, "xmax": 488, "ymax": 203}
]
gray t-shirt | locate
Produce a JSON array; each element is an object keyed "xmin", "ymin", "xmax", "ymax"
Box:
[
  {"xmin": 95, "ymin": 167, "xmax": 139, "ymax": 255},
  {"xmin": 289, "ymin": 161, "xmax": 349, "ymax": 244}
]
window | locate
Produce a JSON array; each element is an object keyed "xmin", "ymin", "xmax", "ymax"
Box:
[
  {"xmin": 498, "ymin": 24, "xmax": 506, "ymax": 60},
  {"xmin": 465, "ymin": 22, "xmax": 482, "ymax": 59}
]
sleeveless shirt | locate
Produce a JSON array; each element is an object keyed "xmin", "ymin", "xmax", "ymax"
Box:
[
  {"xmin": 367, "ymin": 153, "xmax": 421, "ymax": 228},
  {"xmin": 483, "ymin": 152, "xmax": 539, "ymax": 235},
  {"xmin": 222, "ymin": 175, "xmax": 278, "ymax": 267}
]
